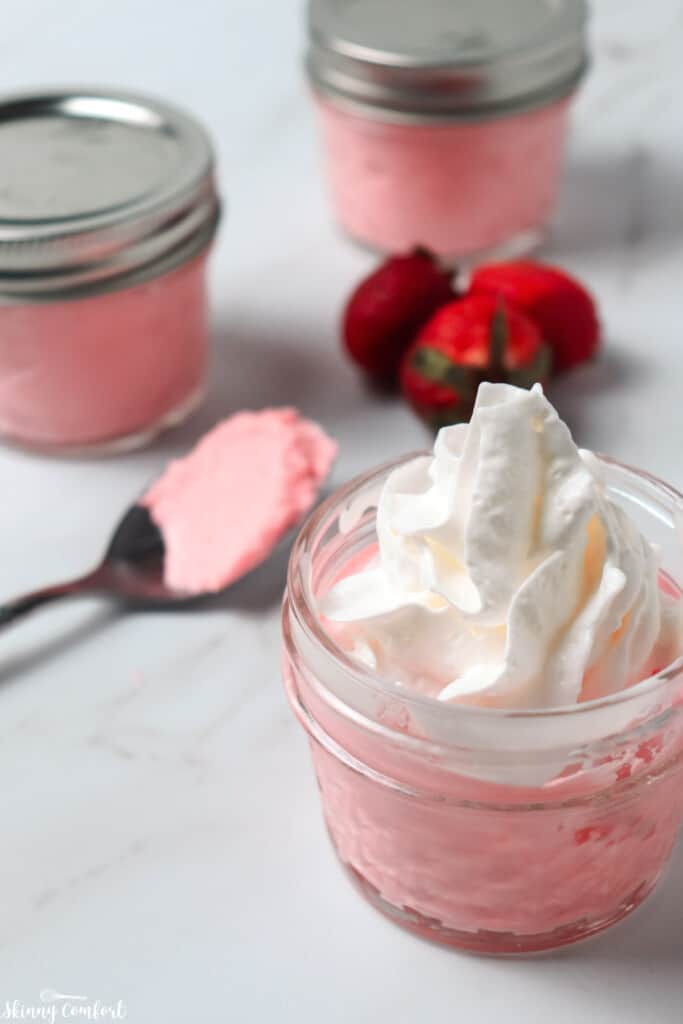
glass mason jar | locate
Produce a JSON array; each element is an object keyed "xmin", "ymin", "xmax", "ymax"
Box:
[
  {"xmin": 282, "ymin": 455, "xmax": 683, "ymax": 954},
  {"xmin": 306, "ymin": 0, "xmax": 589, "ymax": 259},
  {"xmin": 0, "ymin": 88, "xmax": 220, "ymax": 455}
]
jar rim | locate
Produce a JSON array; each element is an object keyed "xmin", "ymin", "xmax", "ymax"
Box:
[
  {"xmin": 309, "ymin": 74, "xmax": 582, "ymax": 125},
  {"xmin": 286, "ymin": 452, "xmax": 683, "ymax": 723},
  {"xmin": 306, "ymin": 0, "xmax": 589, "ymax": 120},
  {"xmin": 0, "ymin": 86, "xmax": 221, "ymax": 300}
]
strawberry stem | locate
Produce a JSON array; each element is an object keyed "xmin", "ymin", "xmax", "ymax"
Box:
[
  {"xmin": 410, "ymin": 245, "xmax": 457, "ymax": 283},
  {"xmin": 489, "ymin": 303, "xmax": 507, "ymax": 381}
]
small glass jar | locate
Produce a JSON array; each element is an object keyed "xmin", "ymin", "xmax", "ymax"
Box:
[
  {"xmin": 306, "ymin": 0, "xmax": 589, "ymax": 259},
  {"xmin": 282, "ymin": 455, "xmax": 683, "ymax": 955},
  {"xmin": 0, "ymin": 89, "xmax": 220, "ymax": 455}
]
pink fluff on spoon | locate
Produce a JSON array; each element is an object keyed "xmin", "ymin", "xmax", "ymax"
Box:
[{"xmin": 143, "ymin": 408, "xmax": 337, "ymax": 594}]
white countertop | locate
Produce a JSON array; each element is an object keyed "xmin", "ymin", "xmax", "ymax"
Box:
[{"xmin": 2, "ymin": 1, "xmax": 683, "ymax": 1020}]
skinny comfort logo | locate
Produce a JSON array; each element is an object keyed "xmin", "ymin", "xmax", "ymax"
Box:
[{"xmin": 0, "ymin": 991, "xmax": 127, "ymax": 1021}]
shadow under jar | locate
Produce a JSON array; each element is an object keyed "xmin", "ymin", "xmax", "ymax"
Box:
[
  {"xmin": 0, "ymin": 88, "xmax": 220, "ymax": 455},
  {"xmin": 306, "ymin": 0, "xmax": 589, "ymax": 259},
  {"xmin": 282, "ymin": 455, "xmax": 683, "ymax": 955}
]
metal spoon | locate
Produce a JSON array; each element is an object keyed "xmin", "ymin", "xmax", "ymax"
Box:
[
  {"xmin": 0, "ymin": 504, "xmax": 185, "ymax": 629},
  {"xmin": 0, "ymin": 471, "xmax": 334, "ymax": 630},
  {"xmin": 0, "ymin": 479, "xmax": 264, "ymax": 630},
  {"xmin": 1, "ymin": 443, "xmax": 335, "ymax": 631}
]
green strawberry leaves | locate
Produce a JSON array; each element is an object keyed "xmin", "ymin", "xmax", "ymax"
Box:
[
  {"xmin": 508, "ymin": 343, "xmax": 552, "ymax": 390},
  {"xmin": 409, "ymin": 300, "xmax": 551, "ymax": 431},
  {"xmin": 411, "ymin": 347, "xmax": 478, "ymax": 396},
  {"xmin": 488, "ymin": 304, "xmax": 508, "ymax": 380}
]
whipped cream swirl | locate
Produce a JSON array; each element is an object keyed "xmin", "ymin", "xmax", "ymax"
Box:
[{"xmin": 323, "ymin": 383, "xmax": 679, "ymax": 708}]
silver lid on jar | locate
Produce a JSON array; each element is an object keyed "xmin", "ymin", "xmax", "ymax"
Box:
[
  {"xmin": 0, "ymin": 88, "xmax": 220, "ymax": 299},
  {"xmin": 307, "ymin": 0, "xmax": 589, "ymax": 121}
]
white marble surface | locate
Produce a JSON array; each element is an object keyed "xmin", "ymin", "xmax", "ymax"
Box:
[{"xmin": 1, "ymin": 0, "xmax": 683, "ymax": 1020}]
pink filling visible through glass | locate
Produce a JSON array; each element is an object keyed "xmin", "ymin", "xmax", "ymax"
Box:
[
  {"xmin": 284, "ymin": 573, "xmax": 683, "ymax": 951},
  {"xmin": 315, "ymin": 96, "xmax": 572, "ymax": 256},
  {"xmin": 0, "ymin": 254, "xmax": 210, "ymax": 451}
]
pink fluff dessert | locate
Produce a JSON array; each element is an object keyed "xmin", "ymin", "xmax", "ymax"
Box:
[
  {"xmin": 314, "ymin": 98, "xmax": 571, "ymax": 257},
  {"xmin": 0, "ymin": 87, "xmax": 218, "ymax": 454},
  {"xmin": 306, "ymin": 0, "xmax": 588, "ymax": 258},
  {"xmin": 282, "ymin": 385, "xmax": 683, "ymax": 953},
  {"xmin": 0, "ymin": 255, "xmax": 210, "ymax": 453},
  {"xmin": 144, "ymin": 408, "xmax": 337, "ymax": 595}
]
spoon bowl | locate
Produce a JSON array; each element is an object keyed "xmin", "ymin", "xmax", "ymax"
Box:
[
  {"xmin": 0, "ymin": 408, "xmax": 337, "ymax": 630},
  {"xmin": 0, "ymin": 503, "xmax": 191, "ymax": 628}
]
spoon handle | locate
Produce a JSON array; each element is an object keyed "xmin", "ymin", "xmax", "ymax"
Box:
[{"xmin": 0, "ymin": 572, "xmax": 100, "ymax": 629}]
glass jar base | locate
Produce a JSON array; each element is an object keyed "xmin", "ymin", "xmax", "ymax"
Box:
[
  {"xmin": 337, "ymin": 223, "xmax": 545, "ymax": 268},
  {"xmin": 339, "ymin": 856, "xmax": 658, "ymax": 956},
  {"xmin": 0, "ymin": 383, "xmax": 205, "ymax": 458}
]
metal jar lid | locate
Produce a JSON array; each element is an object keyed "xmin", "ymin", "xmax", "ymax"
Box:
[
  {"xmin": 0, "ymin": 88, "xmax": 220, "ymax": 300},
  {"xmin": 307, "ymin": 0, "xmax": 589, "ymax": 122}
]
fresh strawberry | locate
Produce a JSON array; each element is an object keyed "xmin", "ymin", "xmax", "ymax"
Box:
[
  {"xmin": 469, "ymin": 261, "xmax": 600, "ymax": 372},
  {"xmin": 342, "ymin": 247, "xmax": 455, "ymax": 384},
  {"xmin": 400, "ymin": 294, "xmax": 550, "ymax": 429}
]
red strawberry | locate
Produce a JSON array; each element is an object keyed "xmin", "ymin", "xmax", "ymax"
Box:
[
  {"xmin": 400, "ymin": 294, "xmax": 550, "ymax": 429},
  {"xmin": 470, "ymin": 261, "xmax": 600, "ymax": 372},
  {"xmin": 342, "ymin": 247, "xmax": 455, "ymax": 384}
]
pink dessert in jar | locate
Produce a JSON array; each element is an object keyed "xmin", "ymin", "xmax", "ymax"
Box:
[
  {"xmin": 0, "ymin": 88, "xmax": 219, "ymax": 455},
  {"xmin": 282, "ymin": 384, "xmax": 683, "ymax": 954},
  {"xmin": 306, "ymin": 0, "xmax": 589, "ymax": 258}
]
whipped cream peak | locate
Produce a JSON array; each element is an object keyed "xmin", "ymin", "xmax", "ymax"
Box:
[{"xmin": 323, "ymin": 383, "xmax": 679, "ymax": 709}]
